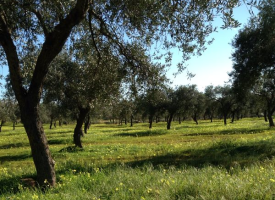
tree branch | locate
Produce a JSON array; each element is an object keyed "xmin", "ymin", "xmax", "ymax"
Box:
[
  {"xmin": 28, "ymin": 8, "xmax": 49, "ymax": 36},
  {"xmin": 88, "ymin": 10, "xmax": 101, "ymax": 67},
  {"xmin": 0, "ymin": 14, "xmax": 27, "ymax": 104},
  {"xmin": 28, "ymin": 0, "xmax": 89, "ymax": 103}
]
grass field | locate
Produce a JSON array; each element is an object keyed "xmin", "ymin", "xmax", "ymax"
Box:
[{"xmin": 1, "ymin": 118, "xmax": 275, "ymax": 199}]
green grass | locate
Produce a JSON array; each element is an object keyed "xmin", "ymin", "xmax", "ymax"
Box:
[{"xmin": 1, "ymin": 118, "xmax": 275, "ymax": 199}]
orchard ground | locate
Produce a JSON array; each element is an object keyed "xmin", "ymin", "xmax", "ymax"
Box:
[{"xmin": 1, "ymin": 118, "xmax": 275, "ymax": 199}]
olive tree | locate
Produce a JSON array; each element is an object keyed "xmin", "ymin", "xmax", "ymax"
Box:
[
  {"xmin": 0, "ymin": 0, "xmax": 247, "ymax": 186},
  {"xmin": 230, "ymin": 0, "xmax": 275, "ymax": 126}
]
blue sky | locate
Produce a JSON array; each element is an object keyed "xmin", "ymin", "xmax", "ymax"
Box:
[{"xmin": 167, "ymin": 4, "xmax": 255, "ymax": 92}]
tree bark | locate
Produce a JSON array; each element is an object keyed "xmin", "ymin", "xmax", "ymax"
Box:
[
  {"xmin": 223, "ymin": 114, "xmax": 227, "ymax": 125},
  {"xmin": 267, "ymin": 113, "xmax": 274, "ymax": 127},
  {"xmin": 84, "ymin": 114, "xmax": 90, "ymax": 134},
  {"xmin": 130, "ymin": 115, "xmax": 133, "ymax": 127},
  {"xmin": 50, "ymin": 118, "xmax": 53, "ymax": 129},
  {"xmin": 0, "ymin": 120, "xmax": 5, "ymax": 132},
  {"xmin": 167, "ymin": 114, "xmax": 173, "ymax": 130},
  {"xmin": 149, "ymin": 115, "xmax": 153, "ymax": 129},
  {"xmin": 267, "ymin": 110, "xmax": 274, "ymax": 127},
  {"xmin": 192, "ymin": 114, "xmax": 198, "ymax": 125},
  {"xmin": 74, "ymin": 107, "xmax": 90, "ymax": 148},
  {"xmin": 264, "ymin": 110, "xmax": 268, "ymax": 122},
  {"xmin": 231, "ymin": 111, "xmax": 235, "ymax": 123},
  {"xmin": 20, "ymin": 103, "xmax": 56, "ymax": 187}
]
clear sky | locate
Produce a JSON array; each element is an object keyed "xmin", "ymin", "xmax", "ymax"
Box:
[{"xmin": 167, "ymin": 4, "xmax": 255, "ymax": 92}]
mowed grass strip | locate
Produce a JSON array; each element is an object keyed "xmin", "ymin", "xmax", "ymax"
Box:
[{"xmin": 1, "ymin": 118, "xmax": 275, "ymax": 199}]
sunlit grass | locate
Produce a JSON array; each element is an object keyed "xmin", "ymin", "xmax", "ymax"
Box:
[{"xmin": 1, "ymin": 117, "xmax": 275, "ymax": 199}]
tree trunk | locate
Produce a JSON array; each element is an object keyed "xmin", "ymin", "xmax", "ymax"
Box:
[
  {"xmin": 130, "ymin": 115, "xmax": 133, "ymax": 127},
  {"xmin": 179, "ymin": 116, "xmax": 181, "ymax": 124},
  {"xmin": 0, "ymin": 120, "xmax": 5, "ymax": 132},
  {"xmin": 167, "ymin": 114, "xmax": 173, "ymax": 130},
  {"xmin": 231, "ymin": 111, "xmax": 235, "ymax": 123},
  {"xmin": 50, "ymin": 118, "xmax": 53, "ymax": 129},
  {"xmin": 267, "ymin": 111, "xmax": 274, "ymax": 127},
  {"xmin": 192, "ymin": 114, "xmax": 198, "ymax": 125},
  {"xmin": 223, "ymin": 114, "xmax": 227, "ymax": 125},
  {"xmin": 149, "ymin": 116, "xmax": 153, "ymax": 129},
  {"xmin": 74, "ymin": 107, "xmax": 90, "ymax": 148},
  {"xmin": 264, "ymin": 110, "xmax": 268, "ymax": 122},
  {"xmin": 20, "ymin": 102, "xmax": 56, "ymax": 187},
  {"xmin": 13, "ymin": 121, "xmax": 15, "ymax": 130},
  {"xmin": 84, "ymin": 114, "xmax": 90, "ymax": 134}
]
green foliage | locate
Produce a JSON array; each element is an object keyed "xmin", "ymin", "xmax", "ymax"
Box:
[
  {"xmin": 230, "ymin": 1, "xmax": 275, "ymax": 126},
  {"xmin": 1, "ymin": 118, "xmax": 275, "ymax": 199}
]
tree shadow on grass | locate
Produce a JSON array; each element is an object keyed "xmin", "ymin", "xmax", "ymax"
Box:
[
  {"xmin": 115, "ymin": 129, "xmax": 168, "ymax": 137},
  {"xmin": 0, "ymin": 173, "xmax": 38, "ymax": 195},
  {"xmin": 1, "ymin": 138, "xmax": 275, "ymax": 196},
  {"xmin": 48, "ymin": 139, "xmax": 71, "ymax": 145},
  {"xmin": 126, "ymin": 139, "xmax": 275, "ymax": 170},
  {"xmin": 0, "ymin": 154, "xmax": 31, "ymax": 163},
  {"xmin": 59, "ymin": 146, "xmax": 84, "ymax": 153},
  {"xmin": 0, "ymin": 176, "xmax": 21, "ymax": 195},
  {"xmin": 182, "ymin": 128, "xmax": 266, "ymax": 137},
  {"xmin": 0, "ymin": 142, "xmax": 28, "ymax": 149}
]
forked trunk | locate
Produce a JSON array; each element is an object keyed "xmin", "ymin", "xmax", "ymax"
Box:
[
  {"xmin": 74, "ymin": 107, "xmax": 90, "ymax": 148},
  {"xmin": 20, "ymin": 102, "xmax": 56, "ymax": 187}
]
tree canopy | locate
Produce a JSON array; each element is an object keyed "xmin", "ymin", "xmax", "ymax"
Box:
[
  {"xmin": 230, "ymin": 0, "xmax": 275, "ymax": 126},
  {"xmin": 0, "ymin": 0, "xmax": 251, "ymax": 187}
]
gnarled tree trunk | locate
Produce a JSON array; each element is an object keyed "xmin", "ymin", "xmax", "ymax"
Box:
[{"xmin": 20, "ymin": 100, "xmax": 56, "ymax": 187}]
